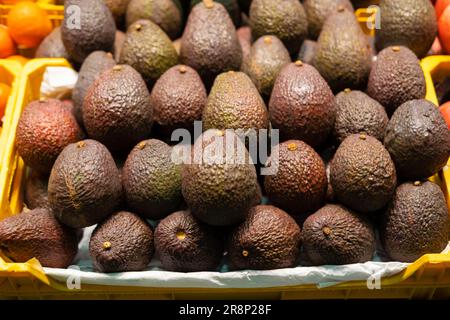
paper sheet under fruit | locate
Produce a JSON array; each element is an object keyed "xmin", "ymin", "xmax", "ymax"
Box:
[{"xmin": 43, "ymin": 226, "xmax": 419, "ymax": 290}]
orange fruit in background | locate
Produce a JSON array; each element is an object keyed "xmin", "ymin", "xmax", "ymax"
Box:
[
  {"xmin": 0, "ymin": 0, "xmax": 36, "ymax": 4},
  {"xmin": 6, "ymin": 55, "xmax": 28, "ymax": 66},
  {"xmin": 7, "ymin": 1, "xmax": 52, "ymax": 49},
  {"xmin": 435, "ymin": 0, "xmax": 450, "ymax": 19},
  {"xmin": 438, "ymin": 6, "xmax": 450, "ymax": 53},
  {"xmin": 0, "ymin": 83, "xmax": 12, "ymax": 121},
  {"xmin": 0, "ymin": 25, "xmax": 16, "ymax": 58},
  {"xmin": 439, "ymin": 102, "xmax": 450, "ymax": 130}
]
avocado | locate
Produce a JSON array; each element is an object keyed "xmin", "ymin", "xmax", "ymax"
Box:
[
  {"xmin": 367, "ymin": 46, "xmax": 426, "ymax": 116},
  {"xmin": 155, "ymin": 210, "xmax": 223, "ymax": 271},
  {"xmin": 48, "ymin": 139, "xmax": 122, "ymax": 228},
  {"xmin": 313, "ymin": 7, "xmax": 372, "ymax": 93},
  {"xmin": 113, "ymin": 31, "xmax": 126, "ymax": 61},
  {"xmin": 264, "ymin": 140, "xmax": 327, "ymax": 216},
  {"xmin": 182, "ymin": 129, "xmax": 259, "ymax": 226},
  {"xmin": 150, "ymin": 65, "xmax": 207, "ymax": 136},
  {"xmin": 269, "ymin": 61, "xmax": 336, "ymax": 148},
  {"xmin": 120, "ymin": 19, "xmax": 179, "ymax": 88},
  {"xmin": 122, "ymin": 139, "xmax": 182, "ymax": 220},
  {"xmin": 24, "ymin": 171, "xmax": 50, "ymax": 210},
  {"xmin": 331, "ymin": 134, "xmax": 397, "ymax": 213},
  {"xmin": 303, "ymin": 0, "xmax": 354, "ymax": 40},
  {"xmin": 83, "ymin": 64, "xmax": 153, "ymax": 154},
  {"xmin": 15, "ymin": 99, "xmax": 84, "ymax": 174},
  {"xmin": 241, "ymin": 35, "xmax": 291, "ymax": 99},
  {"xmin": 0, "ymin": 208, "xmax": 78, "ymax": 268},
  {"xmin": 104, "ymin": 0, "xmax": 131, "ymax": 28},
  {"xmin": 375, "ymin": 0, "xmax": 437, "ymax": 58},
  {"xmin": 227, "ymin": 205, "xmax": 301, "ymax": 270},
  {"xmin": 89, "ymin": 211, "xmax": 154, "ymax": 272},
  {"xmin": 61, "ymin": 0, "xmax": 116, "ymax": 64},
  {"xmin": 333, "ymin": 89, "xmax": 389, "ymax": 143},
  {"xmin": 381, "ymin": 181, "xmax": 449, "ymax": 262},
  {"xmin": 297, "ymin": 40, "xmax": 317, "ymax": 65},
  {"xmin": 302, "ymin": 204, "xmax": 376, "ymax": 265},
  {"xmin": 384, "ymin": 99, "xmax": 450, "ymax": 180},
  {"xmin": 35, "ymin": 27, "xmax": 71, "ymax": 61},
  {"xmin": 202, "ymin": 71, "xmax": 269, "ymax": 133},
  {"xmin": 180, "ymin": 1, "xmax": 242, "ymax": 89},
  {"xmin": 249, "ymin": 0, "xmax": 307, "ymax": 56},
  {"xmin": 72, "ymin": 51, "xmax": 116, "ymax": 126},
  {"xmin": 236, "ymin": 26, "xmax": 252, "ymax": 69},
  {"xmin": 191, "ymin": 0, "xmax": 241, "ymax": 27},
  {"xmin": 126, "ymin": 0, "xmax": 183, "ymax": 39}
]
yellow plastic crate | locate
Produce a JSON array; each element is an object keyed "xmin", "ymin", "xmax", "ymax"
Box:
[
  {"xmin": 355, "ymin": 7, "xmax": 378, "ymax": 37},
  {"xmin": 0, "ymin": 58, "xmax": 449, "ymax": 299},
  {"xmin": 0, "ymin": 1, "xmax": 63, "ymax": 29}
]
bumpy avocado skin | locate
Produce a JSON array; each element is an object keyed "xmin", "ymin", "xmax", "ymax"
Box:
[
  {"xmin": 181, "ymin": 130, "xmax": 258, "ymax": 226},
  {"xmin": 242, "ymin": 35, "xmax": 291, "ymax": 98},
  {"xmin": 120, "ymin": 19, "xmax": 179, "ymax": 88},
  {"xmin": 150, "ymin": 65, "xmax": 207, "ymax": 135},
  {"xmin": 302, "ymin": 204, "xmax": 376, "ymax": 265},
  {"xmin": 83, "ymin": 65, "xmax": 153, "ymax": 154},
  {"xmin": 228, "ymin": 205, "xmax": 301, "ymax": 270},
  {"xmin": 24, "ymin": 171, "xmax": 50, "ymax": 210},
  {"xmin": 48, "ymin": 139, "xmax": 122, "ymax": 228},
  {"xmin": 155, "ymin": 210, "xmax": 223, "ymax": 272},
  {"xmin": 203, "ymin": 71, "xmax": 269, "ymax": 132},
  {"xmin": 0, "ymin": 208, "xmax": 78, "ymax": 268},
  {"xmin": 103, "ymin": 0, "xmax": 131, "ymax": 28},
  {"xmin": 126, "ymin": 0, "xmax": 183, "ymax": 39},
  {"xmin": 122, "ymin": 139, "xmax": 182, "ymax": 220},
  {"xmin": 330, "ymin": 134, "xmax": 397, "ymax": 213},
  {"xmin": 15, "ymin": 99, "xmax": 84, "ymax": 174},
  {"xmin": 72, "ymin": 51, "xmax": 116, "ymax": 125},
  {"xmin": 191, "ymin": 0, "xmax": 241, "ymax": 27},
  {"xmin": 313, "ymin": 8, "xmax": 372, "ymax": 93},
  {"xmin": 375, "ymin": 0, "xmax": 437, "ymax": 58},
  {"xmin": 303, "ymin": 0, "xmax": 354, "ymax": 40},
  {"xmin": 90, "ymin": 211, "xmax": 154, "ymax": 272},
  {"xmin": 36, "ymin": 27, "xmax": 71, "ymax": 60},
  {"xmin": 381, "ymin": 182, "xmax": 449, "ymax": 262},
  {"xmin": 269, "ymin": 62, "xmax": 336, "ymax": 148},
  {"xmin": 384, "ymin": 99, "xmax": 450, "ymax": 180},
  {"xmin": 249, "ymin": 0, "xmax": 308, "ymax": 56},
  {"xmin": 61, "ymin": 0, "xmax": 116, "ymax": 64},
  {"xmin": 333, "ymin": 90, "xmax": 389, "ymax": 143},
  {"xmin": 264, "ymin": 140, "xmax": 327, "ymax": 216},
  {"xmin": 367, "ymin": 46, "xmax": 426, "ymax": 116},
  {"xmin": 180, "ymin": 2, "xmax": 242, "ymax": 89}
]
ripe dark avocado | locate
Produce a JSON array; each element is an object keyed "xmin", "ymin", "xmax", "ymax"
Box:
[
  {"xmin": 24, "ymin": 171, "xmax": 50, "ymax": 210},
  {"xmin": 180, "ymin": 1, "xmax": 242, "ymax": 89},
  {"xmin": 375, "ymin": 0, "xmax": 437, "ymax": 58},
  {"xmin": 150, "ymin": 65, "xmax": 207, "ymax": 136},
  {"xmin": 61, "ymin": 0, "xmax": 116, "ymax": 64},
  {"xmin": 35, "ymin": 27, "xmax": 71, "ymax": 61},
  {"xmin": 202, "ymin": 71, "xmax": 269, "ymax": 133},
  {"xmin": 297, "ymin": 40, "xmax": 317, "ymax": 65},
  {"xmin": 155, "ymin": 210, "xmax": 223, "ymax": 272},
  {"xmin": 113, "ymin": 31, "xmax": 126, "ymax": 62},
  {"xmin": 367, "ymin": 46, "xmax": 426, "ymax": 115},
  {"xmin": 122, "ymin": 139, "xmax": 182, "ymax": 220},
  {"xmin": 120, "ymin": 19, "xmax": 179, "ymax": 88},
  {"xmin": 126, "ymin": 0, "xmax": 183, "ymax": 39},
  {"xmin": 72, "ymin": 51, "xmax": 116, "ymax": 125},
  {"xmin": 242, "ymin": 35, "xmax": 291, "ymax": 98},
  {"xmin": 302, "ymin": 204, "xmax": 376, "ymax": 265},
  {"xmin": 269, "ymin": 61, "xmax": 336, "ymax": 148},
  {"xmin": 333, "ymin": 89, "xmax": 389, "ymax": 143},
  {"xmin": 227, "ymin": 205, "xmax": 301, "ymax": 270},
  {"xmin": 191, "ymin": 0, "xmax": 241, "ymax": 27},
  {"xmin": 236, "ymin": 26, "xmax": 252, "ymax": 69},
  {"xmin": 381, "ymin": 181, "xmax": 449, "ymax": 262},
  {"xmin": 384, "ymin": 99, "xmax": 450, "ymax": 180},
  {"xmin": 313, "ymin": 7, "xmax": 372, "ymax": 93},
  {"xmin": 15, "ymin": 99, "xmax": 84, "ymax": 174},
  {"xmin": 83, "ymin": 65, "xmax": 153, "ymax": 154},
  {"xmin": 48, "ymin": 139, "xmax": 122, "ymax": 228},
  {"xmin": 0, "ymin": 208, "xmax": 78, "ymax": 268},
  {"xmin": 89, "ymin": 211, "xmax": 154, "ymax": 272},
  {"xmin": 182, "ymin": 129, "xmax": 259, "ymax": 226},
  {"xmin": 303, "ymin": 0, "xmax": 354, "ymax": 40},
  {"xmin": 264, "ymin": 140, "xmax": 327, "ymax": 216},
  {"xmin": 103, "ymin": 0, "xmax": 131, "ymax": 28},
  {"xmin": 249, "ymin": 0, "xmax": 308, "ymax": 56},
  {"xmin": 330, "ymin": 134, "xmax": 397, "ymax": 213}
]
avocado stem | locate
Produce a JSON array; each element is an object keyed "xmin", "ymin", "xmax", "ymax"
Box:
[
  {"xmin": 77, "ymin": 141, "xmax": 86, "ymax": 148},
  {"xmin": 39, "ymin": 97, "xmax": 46, "ymax": 103},
  {"xmin": 178, "ymin": 66, "xmax": 187, "ymax": 74},
  {"xmin": 287, "ymin": 142, "xmax": 297, "ymax": 151},
  {"xmin": 112, "ymin": 65, "xmax": 122, "ymax": 72},
  {"xmin": 264, "ymin": 36, "xmax": 272, "ymax": 45},
  {"xmin": 295, "ymin": 60, "xmax": 303, "ymax": 67},
  {"xmin": 322, "ymin": 226, "xmax": 332, "ymax": 236},
  {"xmin": 413, "ymin": 181, "xmax": 422, "ymax": 186},
  {"xmin": 102, "ymin": 241, "xmax": 112, "ymax": 250},
  {"xmin": 337, "ymin": 5, "xmax": 345, "ymax": 12},
  {"xmin": 135, "ymin": 24, "xmax": 142, "ymax": 31},
  {"xmin": 176, "ymin": 230, "xmax": 186, "ymax": 240},
  {"xmin": 203, "ymin": 0, "xmax": 214, "ymax": 8},
  {"xmin": 242, "ymin": 250, "xmax": 249, "ymax": 257},
  {"xmin": 392, "ymin": 46, "xmax": 400, "ymax": 52},
  {"xmin": 344, "ymin": 88, "xmax": 351, "ymax": 93},
  {"xmin": 138, "ymin": 141, "xmax": 146, "ymax": 150},
  {"xmin": 216, "ymin": 130, "xmax": 225, "ymax": 137},
  {"xmin": 359, "ymin": 134, "xmax": 367, "ymax": 140}
]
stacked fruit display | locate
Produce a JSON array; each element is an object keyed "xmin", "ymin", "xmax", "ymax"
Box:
[{"xmin": 0, "ymin": 0, "xmax": 449, "ymax": 274}]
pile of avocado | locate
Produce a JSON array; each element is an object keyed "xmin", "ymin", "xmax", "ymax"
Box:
[{"xmin": 0, "ymin": 0, "xmax": 449, "ymax": 274}]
